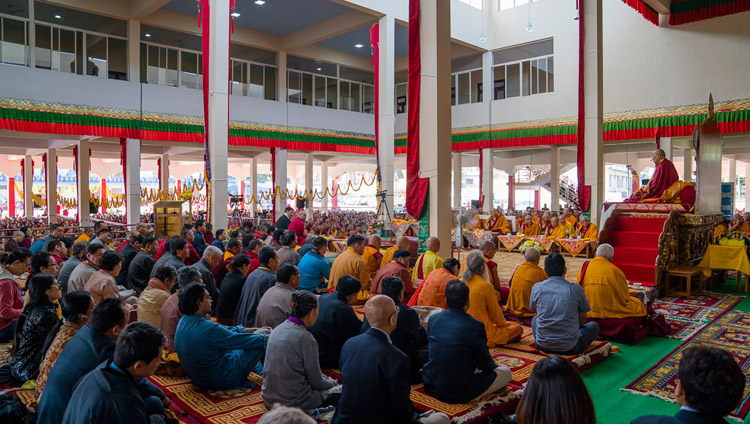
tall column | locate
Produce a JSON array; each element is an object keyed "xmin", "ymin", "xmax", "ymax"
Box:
[
  {"xmin": 46, "ymin": 149, "xmax": 57, "ymax": 224},
  {"xmin": 127, "ymin": 20, "xmax": 141, "ymax": 82},
  {"xmin": 582, "ymin": 0, "xmax": 604, "ymax": 224},
  {"xmin": 24, "ymin": 155, "xmax": 33, "ymax": 218},
  {"xmin": 28, "ymin": 0, "xmax": 35, "ymax": 68},
  {"xmin": 305, "ymin": 152, "xmax": 314, "ymax": 211},
  {"xmin": 277, "ymin": 52, "xmax": 287, "ymax": 102},
  {"xmin": 550, "ymin": 146, "xmax": 560, "ymax": 211},
  {"xmin": 249, "ymin": 157, "xmax": 257, "ymax": 216},
  {"xmin": 419, "ymin": 0, "xmax": 452, "ymax": 258},
  {"xmin": 508, "ymin": 175, "xmax": 516, "ymax": 210},
  {"xmin": 273, "ymin": 148, "xmax": 288, "ymax": 220},
  {"xmin": 683, "ymin": 148, "xmax": 693, "ymax": 182},
  {"xmin": 481, "ymin": 148, "xmax": 493, "ymax": 210},
  {"xmin": 207, "ymin": 0, "xmax": 230, "ymax": 230},
  {"xmin": 125, "ymin": 139, "xmax": 141, "ymax": 225},
  {"xmin": 660, "ymin": 137, "xmax": 673, "ymax": 161},
  {"xmin": 452, "ymin": 152, "xmax": 462, "ymax": 208},
  {"xmin": 727, "ymin": 157, "xmax": 737, "ymax": 204},
  {"xmin": 378, "ymin": 15, "xmax": 396, "ymax": 223},
  {"xmin": 482, "ymin": 51, "xmax": 492, "ymax": 104},
  {"xmin": 745, "ymin": 162, "xmax": 750, "ymax": 212},
  {"xmin": 77, "ymin": 140, "xmax": 90, "ymax": 226},
  {"xmin": 159, "ymin": 154, "xmax": 169, "ymax": 193},
  {"xmin": 321, "ymin": 162, "xmax": 329, "ymax": 211}
]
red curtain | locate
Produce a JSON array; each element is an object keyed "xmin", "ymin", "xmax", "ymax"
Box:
[
  {"xmin": 478, "ymin": 149, "xmax": 485, "ymax": 209},
  {"xmin": 670, "ymin": 0, "xmax": 750, "ymax": 25},
  {"xmin": 120, "ymin": 138, "xmax": 127, "ymax": 202},
  {"xmin": 42, "ymin": 153, "xmax": 48, "ymax": 208},
  {"xmin": 620, "ymin": 0, "xmax": 659, "ymax": 25},
  {"xmin": 576, "ymin": 0, "xmax": 591, "ymax": 212},
  {"xmin": 271, "ymin": 147, "xmax": 276, "ymax": 218},
  {"xmin": 406, "ymin": 0, "xmax": 429, "ymax": 219},
  {"xmin": 8, "ymin": 178, "xmax": 15, "ymax": 217}
]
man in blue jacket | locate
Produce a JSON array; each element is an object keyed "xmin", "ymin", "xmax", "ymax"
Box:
[{"xmin": 298, "ymin": 237, "xmax": 330, "ymax": 292}]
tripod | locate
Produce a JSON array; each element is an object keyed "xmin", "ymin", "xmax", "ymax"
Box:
[{"xmin": 376, "ymin": 191, "xmax": 392, "ymax": 237}]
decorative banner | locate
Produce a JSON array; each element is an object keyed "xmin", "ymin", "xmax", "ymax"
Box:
[
  {"xmin": 8, "ymin": 177, "xmax": 15, "ymax": 217},
  {"xmin": 620, "ymin": 0, "xmax": 659, "ymax": 25},
  {"xmin": 577, "ymin": 0, "xmax": 591, "ymax": 212},
  {"xmin": 670, "ymin": 0, "xmax": 750, "ymax": 25},
  {"xmin": 406, "ymin": 0, "xmax": 429, "ymax": 220}
]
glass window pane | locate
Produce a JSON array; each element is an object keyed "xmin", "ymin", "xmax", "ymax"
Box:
[
  {"xmin": 548, "ymin": 56, "xmax": 554, "ymax": 92},
  {"xmin": 471, "ymin": 69, "xmax": 482, "ymax": 103},
  {"xmin": 288, "ymin": 71, "xmax": 301, "ymax": 103},
  {"xmin": 396, "ymin": 84, "xmax": 407, "ymax": 113},
  {"xmin": 363, "ymin": 85, "xmax": 373, "ymax": 113},
  {"xmin": 506, "ymin": 63, "xmax": 520, "ymax": 98},
  {"xmin": 147, "ymin": 44, "xmax": 160, "ymax": 83},
  {"xmin": 538, "ymin": 58, "xmax": 547, "ymax": 93},
  {"xmin": 451, "ymin": 75, "xmax": 456, "ymax": 105},
  {"xmin": 56, "ymin": 28, "xmax": 76, "ymax": 74},
  {"xmin": 493, "ymin": 65, "xmax": 505, "ymax": 100},
  {"xmin": 531, "ymin": 59, "xmax": 539, "ymax": 95},
  {"xmin": 75, "ymin": 31, "xmax": 83, "ymax": 75},
  {"xmin": 350, "ymin": 82, "xmax": 360, "ymax": 112},
  {"xmin": 2, "ymin": 18, "xmax": 27, "ymax": 66},
  {"xmin": 458, "ymin": 72, "xmax": 470, "ymax": 105},
  {"xmin": 180, "ymin": 51, "xmax": 198, "ymax": 89},
  {"xmin": 140, "ymin": 43, "xmax": 146, "ymax": 82},
  {"xmin": 197, "ymin": 54, "xmax": 203, "ymax": 90},
  {"xmin": 301, "ymin": 73, "xmax": 312, "ymax": 106},
  {"xmin": 86, "ymin": 34, "xmax": 106, "ymax": 77},
  {"xmin": 166, "ymin": 48, "xmax": 178, "ymax": 86},
  {"xmin": 314, "ymin": 75, "xmax": 326, "ymax": 107},
  {"xmin": 107, "ymin": 37, "xmax": 126, "ymax": 80},
  {"xmin": 339, "ymin": 81, "xmax": 350, "ymax": 110},
  {"xmin": 264, "ymin": 66, "xmax": 276, "ymax": 100},
  {"xmin": 35, "ymin": 24, "xmax": 51, "ymax": 69},
  {"xmin": 326, "ymin": 77, "xmax": 337, "ymax": 109},
  {"xmin": 231, "ymin": 61, "xmax": 246, "ymax": 95},
  {"xmin": 521, "ymin": 60, "xmax": 530, "ymax": 96},
  {"xmin": 249, "ymin": 64, "xmax": 263, "ymax": 98}
]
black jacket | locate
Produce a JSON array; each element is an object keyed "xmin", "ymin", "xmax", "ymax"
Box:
[
  {"xmin": 309, "ymin": 292, "xmax": 362, "ymax": 369},
  {"xmin": 116, "ymin": 244, "xmax": 139, "ymax": 287},
  {"xmin": 127, "ymin": 251, "xmax": 156, "ymax": 294},
  {"xmin": 195, "ymin": 259, "xmax": 220, "ymax": 315},
  {"xmin": 275, "ymin": 214, "xmax": 291, "ymax": 230},
  {"xmin": 215, "ymin": 269, "xmax": 246, "ymax": 321},
  {"xmin": 632, "ymin": 410, "xmax": 731, "ymax": 424}
]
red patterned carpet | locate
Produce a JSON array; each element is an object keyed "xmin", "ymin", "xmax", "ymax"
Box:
[{"xmin": 652, "ymin": 291, "xmax": 744, "ymax": 340}]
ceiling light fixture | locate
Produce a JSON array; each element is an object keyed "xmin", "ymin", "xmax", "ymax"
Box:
[
  {"xmin": 54, "ymin": 14, "xmax": 61, "ymax": 19},
  {"xmin": 145, "ymin": 33, "xmax": 151, "ymax": 37},
  {"xmin": 479, "ymin": 34, "xmax": 486, "ymax": 43},
  {"xmin": 316, "ymin": 67, "xmax": 322, "ymax": 71},
  {"xmin": 254, "ymin": 0, "xmax": 265, "ymax": 5},
  {"xmin": 526, "ymin": 1, "xmax": 534, "ymax": 32},
  {"xmin": 231, "ymin": 12, "xmax": 240, "ymax": 17},
  {"xmin": 354, "ymin": 43, "xmax": 364, "ymax": 48}
]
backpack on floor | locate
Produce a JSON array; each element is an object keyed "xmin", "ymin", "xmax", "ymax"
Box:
[{"xmin": 0, "ymin": 393, "xmax": 26, "ymax": 424}]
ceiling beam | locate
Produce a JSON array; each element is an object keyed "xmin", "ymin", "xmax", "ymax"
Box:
[
  {"xmin": 37, "ymin": 0, "xmax": 130, "ymax": 19},
  {"xmin": 288, "ymin": 44, "xmax": 372, "ymax": 71},
  {"xmin": 280, "ymin": 10, "xmax": 377, "ymax": 51},
  {"xmin": 129, "ymin": 0, "xmax": 172, "ymax": 20}
]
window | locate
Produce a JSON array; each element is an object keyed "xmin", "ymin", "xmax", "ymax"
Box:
[
  {"xmin": 493, "ymin": 39, "xmax": 554, "ymax": 100},
  {"xmin": 287, "ymin": 64, "xmax": 374, "ymax": 114},
  {"xmin": 0, "ymin": 16, "xmax": 28, "ymax": 66},
  {"xmin": 500, "ymin": 0, "xmax": 540, "ymax": 11},
  {"xmin": 395, "ymin": 83, "xmax": 407, "ymax": 114},
  {"xmin": 458, "ymin": 0, "xmax": 483, "ymax": 9}
]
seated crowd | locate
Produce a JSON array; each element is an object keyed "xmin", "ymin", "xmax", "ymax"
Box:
[{"xmin": 0, "ymin": 216, "xmax": 743, "ymax": 424}]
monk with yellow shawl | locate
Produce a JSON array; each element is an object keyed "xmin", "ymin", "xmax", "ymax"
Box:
[
  {"xmin": 329, "ymin": 235, "xmax": 372, "ymax": 304},
  {"xmin": 409, "ymin": 258, "xmax": 460, "ymax": 309},
  {"xmin": 545, "ymin": 216, "xmax": 567, "ymax": 239},
  {"xmin": 576, "ymin": 215, "xmax": 599, "ymax": 240},
  {"xmin": 361, "ymin": 234, "xmax": 383, "ymax": 278},
  {"xmin": 562, "ymin": 208, "xmax": 577, "ymax": 227},
  {"xmin": 463, "ymin": 251, "xmax": 522, "ymax": 346},
  {"xmin": 381, "ymin": 236, "xmax": 411, "ymax": 267},
  {"xmin": 479, "ymin": 241, "xmax": 503, "ymax": 295},
  {"xmin": 484, "ymin": 209, "xmax": 510, "ymax": 234},
  {"xmin": 413, "ymin": 237, "xmax": 444, "ymax": 280},
  {"xmin": 729, "ymin": 213, "xmax": 750, "ymax": 236},
  {"xmin": 519, "ymin": 214, "xmax": 541, "ymax": 237},
  {"xmin": 505, "ymin": 248, "xmax": 547, "ymax": 320},
  {"xmin": 713, "ymin": 221, "xmax": 728, "ymax": 242}
]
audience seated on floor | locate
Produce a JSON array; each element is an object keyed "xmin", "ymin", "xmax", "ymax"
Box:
[
  {"xmin": 577, "ymin": 244, "xmax": 648, "ymax": 344},
  {"xmin": 519, "ymin": 214, "xmax": 542, "ymax": 236},
  {"xmin": 297, "ymin": 235, "xmax": 316, "ymax": 258},
  {"xmin": 115, "ymin": 235, "xmax": 140, "ymax": 287},
  {"xmin": 194, "ymin": 245, "xmax": 222, "ymax": 314},
  {"xmin": 175, "ymin": 283, "xmax": 268, "ymax": 391},
  {"xmin": 463, "ymin": 251, "xmax": 522, "ymax": 347},
  {"xmin": 61, "ymin": 322, "xmax": 167, "ymax": 424},
  {"xmin": 278, "ymin": 231, "xmax": 301, "ymax": 266},
  {"xmin": 182, "ymin": 227, "xmax": 201, "ymax": 265},
  {"xmin": 362, "ymin": 276, "xmax": 427, "ymax": 384},
  {"xmin": 36, "ymin": 298, "xmax": 166, "ymax": 424},
  {"xmin": 413, "ymin": 237, "xmax": 443, "ymax": 281},
  {"xmin": 212, "ymin": 237, "xmax": 244, "ymax": 287},
  {"xmin": 58, "ymin": 242, "xmax": 87, "ymax": 295},
  {"xmin": 371, "ymin": 248, "xmax": 414, "ymax": 298},
  {"xmin": 381, "ymin": 236, "xmax": 411, "ymax": 267},
  {"xmin": 630, "ymin": 346, "xmax": 746, "ymax": 424},
  {"xmin": 258, "ymin": 404, "xmax": 316, "ymax": 424},
  {"xmin": 298, "ymin": 236, "xmax": 330, "ymax": 292},
  {"xmin": 235, "ymin": 246, "xmax": 279, "ymax": 327},
  {"xmin": 361, "ymin": 234, "xmax": 383, "ymax": 279},
  {"xmin": 160, "ymin": 266, "xmax": 203, "ymax": 353},
  {"xmin": 545, "ymin": 216, "xmax": 568, "ymax": 240},
  {"xmin": 85, "ymin": 251, "xmax": 137, "ymax": 305},
  {"xmin": 479, "ymin": 241, "xmax": 504, "ymax": 299},
  {"xmin": 270, "ymin": 228, "xmax": 284, "ymax": 250},
  {"xmin": 422, "ymin": 280, "xmax": 512, "ymax": 404},
  {"xmin": 328, "ymin": 235, "xmax": 372, "ymax": 304},
  {"xmin": 138, "ymin": 265, "xmax": 178, "ymax": 328},
  {"xmin": 515, "ymin": 355, "xmax": 597, "ymax": 424},
  {"xmin": 46, "ymin": 240, "xmax": 67, "ymax": 266},
  {"xmin": 67, "ymin": 244, "xmax": 105, "ymax": 294},
  {"xmin": 505, "ymin": 248, "xmax": 548, "ymax": 322},
  {"xmin": 411, "ymin": 258, "xmax": 460, "ymax": 309},
  {"xmin": 35, "ymin": 291, "xmax": 93, "ymax": 403},
  {"xmin": 0, "ymin": 249, "xmax": 32, "ymax": 343},
  {"xmin": 530, "ymin": 253, "xmax": 600, "ymax": 355},
  {"xmin": 127, "ymin": 237, "xmax": 158, "ymax": 294},
  {"xmin": 309, "ymin": 275, "xmax": 363, "ymax": 370},
  {"xmin": 151, "ymin": 238, "xmax": 189, "ymax": 279},
  {"xmin": 30, "ymin": 251, "xmax": 61, "ymax": 279},
  {"xmin": 333, "ymin": 295, "xmax": 450, "ymax": 424},
  {"xmin": 262, "ymin": 290, "xmax": 341, "ymax": 412},
  {"xmin": 256, "ymin": 263, "xmax": 300, "ymax": 328},
  {"xmin": 216, "ymin": 254, "xmax": 252, "ymax": 325}
]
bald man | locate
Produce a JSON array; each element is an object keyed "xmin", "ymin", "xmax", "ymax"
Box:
[
  {"xmin": 333, "ymin": 295, "xmax": 449, "ymax": 424},
  {"xmin": 576, "ymin": 215, "xmax": 598, "ymax": 240},
  {"xmin": 626, "ymin": 149, "xmax": 679, "ymax": 202},
  {"xmin": 479, "ymin": 241, "xmax": 503, "ymax": 298},
  {"xmin": 412, "ymin": 237, "xmax": 444, "ymax": 281},
  {"xmin": 505, "ymin": 248, "xmax": 548, "ymax": 322},
  {"xmin": 562, "ymin": 208, "xmax": 577, "ymax": 227},
  {"xmin": 381, "ymin": 236, "xmax": 411, "ymax": 267},
  {"xmin": 361, "ymin": 234, "xmax": 383, "ymax": 278}
]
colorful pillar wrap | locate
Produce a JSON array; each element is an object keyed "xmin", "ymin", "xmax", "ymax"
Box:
[
  {"xmin": 101, "ymin": 179, "xmax": 107, "ymax": 214},
  {"xmin": 576, "ymin": 0, "xmax": 591, "ymax": 212},
  {"xmin": 331, "ymin": 178, "xmax": 339, "ymax": 209},
  {"xmin": 9, "ymin": 178, "xmax": 15, "ymax": 217},
  {"xmin": 177, "ymin": 179, "xmax": 182, "ymax": 196},
  {"xmin": 406, "ymin": 0, "xmax": 429, "ymax": 220}
]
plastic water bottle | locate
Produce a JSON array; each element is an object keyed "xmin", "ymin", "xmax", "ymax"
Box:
[{"xmin": 308, "ymin": 405, "xmax": 336, "ymax": 420}]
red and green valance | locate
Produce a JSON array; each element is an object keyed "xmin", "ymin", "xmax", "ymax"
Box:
[
  {"xmin": 620, "ymin": 0, "xmax": 659, "ymax": 25},
  {"xmin": 670, "ymin": 0, "xmax": 750, "ymax": 25}
]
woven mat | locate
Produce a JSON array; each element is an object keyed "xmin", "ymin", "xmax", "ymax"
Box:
[
  {"xmin": 622, "ymin": 310, "xmax": 750, "ymax": 421},
  {"xmin": 652, "ymin": 291, "xmax": 744, "ymax": 340}
]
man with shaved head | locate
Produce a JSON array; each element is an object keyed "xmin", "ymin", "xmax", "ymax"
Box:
[
  {"xmin": 575, "ymin": 215, "xmax": 599, "ymax": 240},
  {"xmin": 412, "ymin": 237, "xmax": 444, "ymax": 281},
  {"xmin": 479, "ymin": 241, "xmax": 503, "ymax": 298},
  {"xmin": 333, "ymin": 295, "xmax": 449, "ymax": 424},
  {"xmin": 381, "ymin": 236, "xmax": 411, "ymax": 268},
  {"xmin": 576, "ymin": 243, "xmax": 647, "ymax": 344},
  {"xmin": 626, "ymin": 148, "xmax": 679, "ymax": 202},
  {"xmin": 505, "ymin": 247, "xmax": 548, "ymax": 323},
  {"xmin": 361, "ymin": 234, "xmax": 383, "ymax": 278}
]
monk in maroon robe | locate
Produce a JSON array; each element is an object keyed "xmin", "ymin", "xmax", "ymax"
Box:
[{"xmin": 625, "ymin": 149, "xmax": 679, "ymax": 203}]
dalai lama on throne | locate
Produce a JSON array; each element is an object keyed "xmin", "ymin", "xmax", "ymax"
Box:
[{"xmin": 624, "ymin": 148, "xmax": 695, "ymax": 207}]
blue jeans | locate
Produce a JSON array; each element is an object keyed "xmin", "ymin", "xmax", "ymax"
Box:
[
  {"xmin": 532, "ymin": 317, "xmax": 600, "ymax": 355},
  {"xmin": 0, "ymin": 321, "xmax": 17, "ymax": 343}
]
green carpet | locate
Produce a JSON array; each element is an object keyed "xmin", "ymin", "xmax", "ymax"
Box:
[{"xmin": 583, "ymin": 279, "xmax": 750, "ymax": 424}]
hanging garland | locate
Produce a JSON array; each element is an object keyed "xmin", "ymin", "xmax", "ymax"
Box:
[{"xmin": 243, "ymin": 171, "xmax": 378, "ymax": 204}]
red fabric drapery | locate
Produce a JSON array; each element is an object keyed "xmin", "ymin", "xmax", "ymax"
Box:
[
  {"xmin": 620, "ymin": 0, "xmax": 659, "ymax": 25},
  {"xmin": 406, "ymin": 0, "xmax": 429, "ymax": 219},
  {"xmin": 42, "ymin": 153, "xmax": 48, "ymax": 208},
  {"xmin": 478, "ymin": 149, "xmax": 485, "ymax": 209},
  {"xmin": 157, "ymin": 157, "xmax": 162, "ymax": 190},
  {"xmin": 120, "ymin": 138, "xmax": 127, "ymax": 202},
  {"xmin": 8, "ymin": 178, "xmax": 15, "ymax": 217},
  {"xmin": 576, "ymin": 0, "xmax": 591, "ymax": 212},
  {"xmin": 200, "ymin": 0, "xmax": 211, "ymax": 222},
  {"xmin": 669, "ymin": 0, "xmax": 750, "ymax": 25},
  {"xmin": 101, "ymin": 178, "xmax": 107, "ymax": 213},
  {"xmin": 370, "ymin": 24, "xmax": 382, "ymax": 188},
  {"xmin": 73, "ymin": 145, "xmax": 78, "ymax": 224},
  {"xmin": 271, "ymin": 147, "xmax": 276, "ymax": 219}
]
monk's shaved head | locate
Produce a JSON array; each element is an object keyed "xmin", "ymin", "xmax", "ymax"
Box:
[
  {"xmin": 524, "ymin": 247, "xmax": 541, "ymax": 264},
  {"xmin": 654, "ymin": 148, "xmax": 666, "ymax": 158},
  {"xmin": 652, "ymin": 149, "xmax": 666, "ymax": 165},
  {"xmin": 368, "ymin": 234, "xmax": 382, "ymax": 249},
  {"xmin": 364, "ymin": 295, "xmax": 397, "ymax": 332},
  {"xmin": 596, "ymin": 243, "xmax": 615, "ymax": 261},
  {"xmin": 579, "ymin": 215, "xmax": 589, "ymax": 225},
  {"xmin": 396, "ymin": 236, "xmax": 411, "ymax": 249},
  {"xmin": 480, "ymin": 240, "xmax": 496, "ymax": 255},
  {"xmin": 426, "ymin": 237, "xmax": 440, "ymax": 252}
]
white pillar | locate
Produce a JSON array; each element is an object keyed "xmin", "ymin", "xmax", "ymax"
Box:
[
  {"xmin": 683, "ymin": 148, "xmax": 693, "ymax": 182},
  {"xmin": 128, "ymin": 20, "xmax": 140, "ymax": 82},
  {"xmin": 77, "ymin": 140, "xmax": 91, "ymax": 226},
  {"xmin": 727, "ymin": 158, "xmax": 737, "ymax": 205},
  {"xmin": 481, "ymin": 148, "xmax": 493, "ymax": 210},
  {"xmin": 550, "ymin": 145, "xmax": 560, "ymax": 211},
  {"xmin": 452, "ymin": 152, "xmax": 462, "ymax": 208},
  {"xmin": 378, "ymin": 15, "xmax": 395, "ymax": 223},
  {"xmin": 159, "ymin": 154, "xmax": 169, "ymax": 193},
  {"xmin": 661, "ymin": 137, "xmax": 673, "ymax": 161},
  {"xmin": 28, "ymin": 0, "xmax": 35, "ymax": 68},
  {"xmin": 207, "ymin": 0, "xmax": 230, "ymax": 231},
  {"xmin": 46, "ymin": 149, "xmax": 57, "ymax": 224},
  {"xmin": 420, "ymin": 0, "xmax": 452, "ymax": 259},
  {"xmin": 277, "ymin": 52, "xmax": 287, "ymax": 103},
  {"xmin": 274, "ymin": 148, "xmax": 288, "ymax": 220},
  {"xmin": 305, "ymin": 152, "xmax": 313, "ymax": 212},
  {"xmin": 745, "ymin": 162, "xmax": 750, "ymax": 212},
  {"xmin": 24, "ymin": 155, "xmax": 33, "ymax": 218},
  {"xmin": 125, "ymin": 139, "xmax": 141, "ymax": 225},
  {"xmin": 249, "ymin": 157, "xmax": 257, "ymax": 216},
  {"xmin": 321, "ymin": 162, "xmax": 329, "ymax": 211},
  {"xmin": 582, "ymin": 0, "xmax": 604, "ymax": 225}
]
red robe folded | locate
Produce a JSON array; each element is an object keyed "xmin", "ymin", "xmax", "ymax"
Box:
[{"xmin": 625, "ymin": 158, "xmax": 679, "ymax": 203}]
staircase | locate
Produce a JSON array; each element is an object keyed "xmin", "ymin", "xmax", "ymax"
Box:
[{"xmin": 606, "ymin": 215, "xmax": 667, "ymax": 286}]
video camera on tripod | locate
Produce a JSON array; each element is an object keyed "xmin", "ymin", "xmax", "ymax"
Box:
[{"xmin": 229, "ymin": 195, "xmax": 244, "ymax": 207}]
